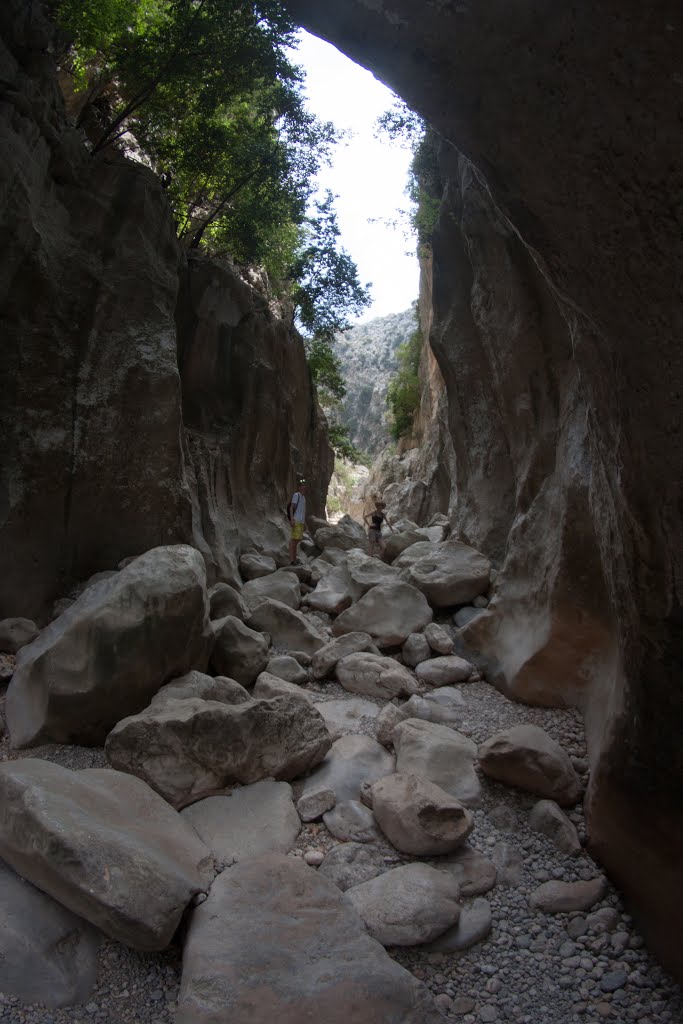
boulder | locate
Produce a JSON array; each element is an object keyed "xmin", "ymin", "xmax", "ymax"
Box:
[
  {"xmin": 311, "ymin": 631, "xmax": 380, "ymax": 679},
  {"xmin": 239, "ymin": 552, "xmax": 277, "ymax": 580},
  {"xmin": 210, "ymin": 615, "xmax": 270, "ymax": 687},
  {"xmin": 401, "ymin": 689, "xmax": 467, "ymax": 729},
  {"xmin": 383, "ymin": 530, "xmax": 423, "ymax": 564},
  {"xmin": 345, "ymin": 549, "xmax": 402, "ymax": 594},
  {"xmin": 208, "ymin": 582, "xmax": 250, "ymax": 622},
  {"xmin": 241, "ymin": 570, "xmax": 302, "ymax": 611},
  {"xmin": 323, "ymin": 800, "xmax": 380, "ymax": 843},
  {"xmin": 0, "ymin": 759, "xmax": 214, "ymax": 950},
  {"xmin": 371, "ymin": 772, "xmax": 474, "ymax": 856},
  {"xmin": 336, "ymin": 652, "xmax": 421, "ymax": 700},
  {"xmin": 423, "ymin": 622, "xmax": 455, "ymax": 655},
  {"xmin": 529, "ymin": 877, "xmax": 608, "ymax": 913},
  {"xmin": 300, "ymin": 734, "xmax": 395, "ymax": 806},
  {"xmin": 105, "ymin": 695, "xmax": 331, "ymax": 807},
  {"xmin": 305, "ymin": 563, "xmax": 357, "ymax": 614},
  {"xmin": 6, "ymin": 545, "xmax": 213, "ymax": 747},
  {"xmin": 176, "ymin": 853, "xmax": 444, "ymax": 1023},
  {"xmin": 151, "ymin": 671, "xmax": 251, "ymax": 706},
  {"xmin": 0, "ymin": 617, "xmax": 39, "ymax": 654},
  {"xmin": 314, "ymin": 696, "xmax": 380, "ymax": 741},
  {"xmin": 376, "ymin": 702, "xmax": 408, "ymax": 746},
  {"xmin": 529, "ymin": 799, "xmax": 582, "ymax": 854},
  {"xmin": 415, "ymin": 655, "xmax": 474, "ymax": 687},
  {"xmin": 180, "ymin": 781, "xmax": 300, "ymax": 865},
  {"xmin": 253, "ymin": 671, "xmax": 313, "ymax": 703},
  {"xmin": 313, "ymin": 517, "xmax": 367, "ymax": 551},
  {"xmin": 347, "ymin": 863, "xmax": 461, "ymax": 946},
  {"xmin": 0, "ymin": 858, "xmax": 100, "ymax": 1008},
  {"xmin": 434, "ymin": 846, "xmax": 497, "ymax": 896},
  {"xmin": 478, "ymin": 724, "xmax": 582, "ymax": 806},
  {"xmin": 422, "ymin": 898, "xmax": 492, "ymax": 953},
  {"xmin": 453, "ymin": 607, "xmax": 486, "ymax": 629},
  {"xmin": 297, "ymin": 788, "xmax": 336, "ymax": 822},
  {"xmin": 318, "ymin": 842, "xmax": 384, "ymax": 892},
  {"xmin": 332, "ymin": 581, "xmax": 433, "ymax": 647},
  {"xmin": 248, "ymin": 598, "xmax": 327, "ymax": 654},
  {"xmin": 266, "ymin": 654, "xmax": 309, "ymax": 684},
  {"xmin": 395, "ymin": 540, "xmax": 491, "ymax": 607},
  {"xmin": 392, "ymin": 718, "xmax": 482, "ymax": 807},
  {"xmin": 402, "ymin": 632, "xmax": 432, "ymax": 667}
]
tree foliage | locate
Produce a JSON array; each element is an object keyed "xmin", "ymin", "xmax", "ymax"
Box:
[{"xmin": 386, "ymin": 325, "xmax": 422, "ymax": 441}]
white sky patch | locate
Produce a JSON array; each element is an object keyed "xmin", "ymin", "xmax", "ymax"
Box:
[{"xmin": 291, "ymin": 31, "xmax": 419, "ymax": 322}]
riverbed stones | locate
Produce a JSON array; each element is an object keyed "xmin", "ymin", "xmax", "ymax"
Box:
[
  {"xmin": 345, "ymin": 549, "xmax": 402, "ymax": 594},
  {"xmin": 151, "ymin": 671, "xmax": 251, "ymax": 706},
  {"xmin": 105, "ymin": 695, "xmax": 331, "ymax": 807},
  {"xmin": 210, "ymin": 615, "xmax": 270, "ymax": 686},
  {"xmin": 392, "ymin": 718, "xmax": 482, "ymax": 806},
  {"xmin": 529, "ymin": 876, "xmax": 608, "ymax": 913},
  {"xmin": 0, "ymin": 617, "xmax": 39, "ymax": 653},
  {"xmin": 241, "ymin": 570, "xmax": 301, "ymax": 611},
  {"xmin": 300, "ymin": 734, "xmax": 395, "ymax": 806},
  {"xmin": 0, "ymin": 759, "xmax": 214, "ymax": 950},
  {"xmin": 423, "ymin": 622, "xmax": 454, "ymax": 655},
  {"xmin": 311, "ymin": 631, "xmax": 380, "ymax": 679},
  {"xmin": 415, "ymin": 655, "xmax": 474, "ymax": 688},
  {"xmin": 434, "ymin": 845, "xmax": 498, "ymax": 897},
  {"xmin": 0, "ymin": 858, "xmax": 100, "ymax": 1007},
  {"xmin": 335, "ymin": 651, "xmax": 421, "ymax": 699},
  {"xmin": 305, "ymin": 564, "xmax": 356, "ymax": 614},
  {"xmin": 239, "ymin": 552, "xmax": 277, "ymax": 580},
  {"xmin": 422, "ymin": 897, "xmax": 492, "ymax": 953},
  {"xmin": 371, "ymin": 772, "xmax": 474, "ymax": 856},
  {"xmin": 176, "ymin": 853, "xmax": 444, "ymax": 1024},
  {"xmin": 332, "ymin": 581, "xmax": 433, "ymax": 647},
  {"xmin": 314, "ymin": 696, "xmax": 380, "ymax": 740},
  {"xmin": 180, "ymin": 781, "xmax": 300, "ymax": 865},
  {"xmin": 394, "ymin": 540, "xmax": 491, "ymax": 607},
  {"xmin": 296, "ymin": 787, "xmax": 336, "ymax": 822},
  {"xmin": 248, "ymin": 598, "xmax": 327, "ymax": 654},
  {"xmin": 252, "ymin": 671, "xmax": 313, "ymax": 702},
  {"xmin": 402, "ymin": 632, "xmax": 432, "ymax": 667},
  {"xmin": 376, "ymin": 702, "xmax": 408, "ymax": 745},
  {"xmin": 323, "ymin": 800, "xmax": 380, "ymax": 843},
  {"xmin": 347, "ymin": 862, "xmax": 461, "ymax": 946},
  {"xmin": 318, "ymin": 842, "xmax": 383, "ymax": 892},
  {"xmin": 530, "ymin": 798, "xmax": 582, "ymax": 854},
  {"xmin": 208, "ymin": 582, "xmax": 250, "ymax": 622},
  {"xmin": 478, "ymin": 724, "xmax": 582, "ymax": 805},
  {"xmin": 266, "ymin": 654, "xmax": 309, "ymax": 684},
  {"xmin": 6, "ymin": 545, "xmax": 213, "ymax": 748}
]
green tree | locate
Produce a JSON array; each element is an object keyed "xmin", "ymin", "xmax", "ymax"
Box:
[{"xmin": 386, "ymin": 325, "xmax": 422, "ymax": 441}]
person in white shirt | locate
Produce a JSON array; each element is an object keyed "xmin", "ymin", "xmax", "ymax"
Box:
[{"xmin": 288, "ymin": 478, "xmax": 307, "ymax": 564}]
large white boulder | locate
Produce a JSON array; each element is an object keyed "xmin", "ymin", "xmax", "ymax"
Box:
[
  {"xmin": 371, "ymin": 772, "xmax": 474, "ymax": 856},
  {"xmin": 395, "ymin": 540, "xmax": 491, "ymax": 607},
  {"xmin": 347, "ymin": 863, "xmax": 461, "ymax": 946},
  {"xmin": 210, "ymin": 615, "xmax": 270, "ymax": 686},
  {"xmin": 6, "ymin": 546, "xmax": 213, "ymax": 748},
  {"xmin": 336, "ymin": 652, "xmax": 421, "ymax": 700},
  {"xmin": 248, "ymin": 598, "xmax": 327, "ymax": 654},
  {"xmin": 332, "ymin": 581, "xmax": 433, "ymax": 647},
  {"xmin": 241, "ymin": 570, "xmax": 302, "ymax": 611},
  {"xmin": 392, "ymin": 718, "xmax": 482, "ymax": 807}
]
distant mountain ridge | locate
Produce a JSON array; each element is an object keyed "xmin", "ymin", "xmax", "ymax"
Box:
[{"xmin": 335, "ymin": 306, "xmax": 417, "ymax": 457}]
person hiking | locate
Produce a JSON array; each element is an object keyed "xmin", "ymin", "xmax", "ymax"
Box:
[
  {"xmin": 288, "ymin": 478, "xmax": 307, "ymax": 564},
  {"xmin": 364, "ymin": 498, "xmax": 394, "ymax": 558}
]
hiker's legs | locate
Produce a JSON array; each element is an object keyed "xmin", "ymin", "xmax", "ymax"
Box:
[{"xmin": 290, "ymin": 521, "xmax": 304, "ymax": 563}]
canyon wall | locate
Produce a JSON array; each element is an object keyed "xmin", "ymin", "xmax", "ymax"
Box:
[
  {"xmin": 0, "ymin": 0, "xmax": 331, "ymax": 620},
  {"xmin": 283, "ymin": 0, "xmax": 683, "ymax": 979}
]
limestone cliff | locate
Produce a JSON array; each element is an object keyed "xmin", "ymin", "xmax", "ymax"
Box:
[
  {"xmin": 283, "ymin": 0, "xmax": 683, "ymax": 980},
  {"xmin": 0, "ymin": 0, "xmax": 332, "ymax": 619}
]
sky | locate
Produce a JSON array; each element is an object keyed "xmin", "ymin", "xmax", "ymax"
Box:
[{"xmin": 290, "ymin": 31, "xmax": 420, "ymax": 323}]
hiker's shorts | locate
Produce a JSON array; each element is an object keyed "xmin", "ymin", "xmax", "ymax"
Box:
[{"xmin": 291, "ymin": 521, "xmax": 304, "ymax": 541}]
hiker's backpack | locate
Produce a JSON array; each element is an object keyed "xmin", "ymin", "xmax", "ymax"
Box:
[{"xmin": 286, "ymin": 493, "xmax": 300, "ymax": 519}]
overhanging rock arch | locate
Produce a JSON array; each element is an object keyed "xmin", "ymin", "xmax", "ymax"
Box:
[{"xmin": 282, "ymin": 0, "xmax": 683, "ymax": 981}]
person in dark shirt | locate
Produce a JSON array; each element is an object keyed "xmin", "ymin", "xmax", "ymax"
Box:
[{"xmin": 363, "ymin": 499, "xmax": 394, "ymax": 558}]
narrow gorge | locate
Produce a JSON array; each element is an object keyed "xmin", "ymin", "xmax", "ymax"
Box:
[{"xmin": 0, "ymin": 1, "xmax": 681, "ymax": 1023}]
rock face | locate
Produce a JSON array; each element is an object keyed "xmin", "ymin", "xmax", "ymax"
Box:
[
  {"xmin": 0, "ymin": 0, "xmax": 332, "ymax": 619},
  {"xmin": 282, "ymin": 0, "xmax": 683, "ymax": 982},
  {"xmin": 6, "ymin": 546, "xmax": 213, "ymax": 747}
]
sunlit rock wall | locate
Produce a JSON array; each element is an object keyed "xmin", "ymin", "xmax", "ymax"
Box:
[{"xmin": 284, "ymin": 0, "xmax": 683, "ymax": 979}]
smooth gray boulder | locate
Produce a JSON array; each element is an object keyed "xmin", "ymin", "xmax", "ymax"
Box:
[
  {"xmin": 211, "ymin": 615, "xmax": 270, "ymax": 686},
  {"xmin": 242, "ymin": 570, "xmax": 302, "ymax": 611},
  {"xmin": 336, "ymin": 652, "xmax": 421, "ymax": 700},
  {"xmin": 0, "ymin": 759, "xmax": 214, "ymax": 950},
  {"xmin": 434, "ymin": 845, "xmax": 498, "ymax": 896},
  {"xmin": 301, "ymin": 734, "xmax": 395, "ymax": 806},
  {"xmin": 176, "ymin": 853, "xmax": 444, "ymax": 1023},
  {"xmin": 313, "ymin": 518, "xmax": 367, "ymax": 551},
  {"xmin": 332, "ymin": 581, "xmax": 433, "ymax": 647},
  {"xmin": 376, "ymin": 703, "xmax": 407, "ymax": 746},
  {"xmin": 402, "ymin": 632, "xmax": 431, "ymax": 667},
  {"xmin": 305, "ymin": 564, "xmax": 358, "ymax": 614},
  {"xmin": 297, "ymin": 788, "xmax": 336, "ymax": 822},
  {"xmin": 208, "ymin": 582, "xmax": 250, "ymax": 622},
  {"xmin": 423, "ymin": 622, "xmax": 455, "ymax": 655},
  {"xmin": 529, "ymin": 799, "xmax": 582, "ymax": 854},
  {"xmin": 0, "ymin": 858, "xmax": 100, "ymax": 1007},
  {"xmin": 392, "ymin": 718, "xmax": 482, "ymax": 807},
  {"xmin": 318, "ymin": 842, "xmax": 384, "ymax": 892},
  {"xmin": 105, "ymin": 695, "xmax": 331, "ymax": 807},
  {"xmin": 266, "ymin": 654, "xmax": 309, "ymax": 684},
  {"xmin": 6, "ymin": 545, "xmax": 213, "ymax": 748},
  {"xmin": 347, "ymin": 863, "xmax": 461, "ymax": 946},
  {"xmin": 345, "ymin": 549, "xmax": 402, "ymax": 594},
  {"xmin": 151, "ymin": 671, "xmax": 251, "ymax": 706},
  {"xmin": 323, "ymin": 800, "xmax": 380, "ymax": 843},
  {"xmin": 383, "ymin": 529, "xmax": 423, "ymax": 564},
  {"xmin": 0, "ymin": 617, "xmax": 39, "ymax": 654},
  {"xmin": 395, "ymin": 540, "xmax": 491, "ymax": 608},
  {"xmin": 415, "ymin": 655, "xmax": 474, "ymax": 687},
  {"xmin": 239, "ymin": 552, "xmax": 277, "ymax": 580},
  {"xmin": 529, "ymin": 877, "xmax": 608, "ymax": 913},
  {"xmin": 181, "ymin": 781, "xmax": 300, "ymax": 866},
  {"xmin": 314, "ymin": 696, "xmax": 380, "ymax": 741},
  {"xmin": 371, "ymin": 772, "xmax": 474, "ymax": 856},
  {"xmin": 478, "ymin": 724, "xmax": 582, "ymax": 806},
  {"xmin": 253, "ymin": 671, "xmax": 313, "ymax": 702},
  {"xmin": 422, "ymin": 898, "xmax": 492, "ymax": 953},
  {"xmin": 248, "ymin": 598, "xmax": 327, "ymax": 654},
  {"xmin": 311, "ymin": 631, "xmax": 380, "ymax": 679}
]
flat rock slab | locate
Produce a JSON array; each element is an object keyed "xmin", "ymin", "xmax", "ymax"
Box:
[
  {"xmin": 393, "ymin": 717, "xmax": 482, "ymax": 807},
  {"xmin": 422, "ymin": 897, "xmax": 492, "ymax": 953},
  {"xmin": 176, "ymin": 853, "xmax": 444, "ymax": 1024},
  {"xmin": 529, "ymin": 877, "xmax": 608, "ymax": 913},
  {"xmin": 478, "ymin": 724, "xmax": 582, "ymax": 806},
  {"xmin": 301, "ymin": 734, "xmax": 395, "ymax": 806},
  {"xmin": 106, "ymin": 695, "xmax": 331, "ymax": 808},
  {"xmin": 314, "ymin": 697, "xmax": 380, "ymax": 740},
  {"xmin": 318, "ymin": 842, "xmax": 384, "ymax": 892},
  {"xmin": 181, "ymin": 781, "xmax": 300, "ymax": 866},
  {"xmin": 0, "ymin": 858, "xmax": 100, "ymax": 1008},
  {"xmin": 336, "ymin": 652, "xmax": 421, "ymax": 700},
  {"xmin": 347, "ymin": 862, "xmax": 461, "ymax": 946},
  {"xmin": 6, "ymin": 545, "xmax": 213, "ymax": 747},
  {"xmin": 0, "ymin": 759, "xmax": 214, "ymax": 951},
  {"xmin": 332, "ymin": 581, "xmax": 433, "ymax": 647}
]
